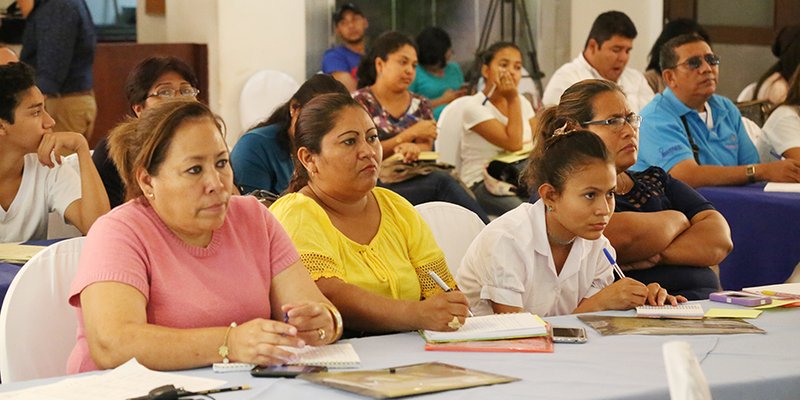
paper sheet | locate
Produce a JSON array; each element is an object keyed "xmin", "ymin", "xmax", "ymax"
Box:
[
  {"xmin": 0, "ymin": 243, "xmax": 46, "ymax": 264},
  {"xmin": 0, "ymin": 358, "xmax": 226, "ymax": 400},
  {"xmin": 764, "ymin": 182, "xmax": 800, "ymax": 193},
  {"xmin": 704, "ymin": 308, "xmax": 762, "ymax": 319}
]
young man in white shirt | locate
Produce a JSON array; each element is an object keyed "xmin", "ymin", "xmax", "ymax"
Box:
[
  {"xmin": 0, "ymin": 62, "xmax": 109, "ymax": 242},
  {"xmin": 542, "ymin": 11, "xmax": 654, "ymax": 112}
]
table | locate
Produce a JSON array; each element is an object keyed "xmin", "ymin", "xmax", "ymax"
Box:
[
  {"xmin": 1, "ymin": 301, "xmax": 797, "ymax": 399},
  {"xmin": 697, "ymin": 184, "xmax": 800, "ymax": 290}
]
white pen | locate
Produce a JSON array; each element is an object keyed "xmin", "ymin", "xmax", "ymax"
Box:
[{"xmin": 427, "ymin": 270, "xmax": 474, "ymax": 317}]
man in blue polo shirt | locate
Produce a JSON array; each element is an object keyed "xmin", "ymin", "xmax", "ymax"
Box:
[
  {"xmin": 322, "ymin": 3, "xmax": 367, "ymax": 92},
  {"xmin": 634, "ymin": 34, "xmax": 800, "ymax": 187}
]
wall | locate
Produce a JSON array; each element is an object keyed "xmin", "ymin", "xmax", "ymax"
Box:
[
  {"xmin": 134, "ymin": 0, "xmax": 306, "ymax": 145},
  {"xmin": 135, "ymin": 0, "xmax": 166, "ymax": 43}
]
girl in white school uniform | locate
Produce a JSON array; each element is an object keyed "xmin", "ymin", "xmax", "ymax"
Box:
[{"xmin": 456, "ymin": 129, "xmax": 686, "ymax": 317}]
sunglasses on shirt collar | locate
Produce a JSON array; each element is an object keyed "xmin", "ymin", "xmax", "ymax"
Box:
[{"xmin": 670, "ymin": 54, "xmax": 720, "ymax": 70}]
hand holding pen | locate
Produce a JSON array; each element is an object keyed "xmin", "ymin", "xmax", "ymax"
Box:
[{"xmin": 428, "ymin": 270, "xmax": 474, "ymax": 318}]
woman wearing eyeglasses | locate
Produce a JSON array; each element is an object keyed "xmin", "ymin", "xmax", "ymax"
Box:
[
  {"xmin": 92, "ymin": 56, "xmax": 201, "ymax": 207},
  {"xmin": 539, "ymin": 79, "xmax": 732, "ymax": 300}
]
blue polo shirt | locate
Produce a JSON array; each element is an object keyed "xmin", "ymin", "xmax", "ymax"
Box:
[{"xmin": 633, "ymin": 89, "xmax": 759, "ymax": 172}]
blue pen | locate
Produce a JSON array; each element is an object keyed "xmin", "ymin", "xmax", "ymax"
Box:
[{"xmin": 603, "ymin": 248, "xmax": 626, "ymax": 279}]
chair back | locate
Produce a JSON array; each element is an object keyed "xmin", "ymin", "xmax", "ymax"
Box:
[
  {"xmin": 436, "ymin": 96, "xmax": 473, "ymax": 172},
  {"xmin": 737, "ymin": 82, "xmax": 757, "ymax": 102},
  {"xmin": 239, "ymin": 69, "xmax": 300, "ymax": 130},
  {"xmin": 0, "ymin": 237, "xmax": 85, "ymax": 382},
  {"xmin": 414, "ymin": 202, "xmax": 485, "ymax": 276}
]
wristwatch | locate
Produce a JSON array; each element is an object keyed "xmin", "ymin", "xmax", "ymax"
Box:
[{"xmin": 745, "ymin": 164, "xmax": 757, "ymax": 183}]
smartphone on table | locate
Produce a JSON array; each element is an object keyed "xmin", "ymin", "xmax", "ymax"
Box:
[
  {"xmin": 551, "ymin": 327, "xmax": 588, "ymax": 344},
  {"xmin": 250, "ymin": 365, "xmax": 327, "ymax": 378},
  {"xmin": 709, "ymin": 291, "xmax": 772, "ymax": 306}
]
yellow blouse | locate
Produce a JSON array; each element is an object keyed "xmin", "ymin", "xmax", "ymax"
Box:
[{"xmin": 270, "ymin": 188, "xmax": 455, "ymax": 300}]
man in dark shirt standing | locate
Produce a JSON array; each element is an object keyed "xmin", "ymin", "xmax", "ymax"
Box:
[{"xmin": 18, "ymin": 0, "xmax": 97, "ymax": 141}]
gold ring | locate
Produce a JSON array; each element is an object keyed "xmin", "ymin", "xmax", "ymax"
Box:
[
  {"xmin": 447, "ymin": 316, "xmax": 462, "ymax": 330},
  {"xmin": 317, "ymin": 328, "xmax": 326, "ymax": 340}
]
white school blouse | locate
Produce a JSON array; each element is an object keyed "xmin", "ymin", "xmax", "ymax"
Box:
[{"xmin": 456, "ymin": 199, "xmax": 615, "ymax": 317}]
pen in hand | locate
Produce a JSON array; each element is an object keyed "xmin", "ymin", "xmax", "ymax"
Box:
[
  {"xmin": 603, "ymin": 248, "xmax": 626, "ymax": 279},
  {"xmin": 427, "ymin": 270, "xmax": 474, "ymax": 317}
]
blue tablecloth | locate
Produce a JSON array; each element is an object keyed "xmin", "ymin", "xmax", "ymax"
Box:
[
  {"xmin": 2, "ymin": 301, "xmax": 798, "ymax": 399},
  {"xmin": 1, "ymin": 239, "xmax": 64, "ymax": 308},
  {"xmin": 698, "ymin": 184, "xmax": 800, "ymax": 290}
]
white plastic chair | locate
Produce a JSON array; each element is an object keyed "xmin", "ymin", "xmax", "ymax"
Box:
[
  {"xmin": 0, "ymin": 237, "xmax": 85, "ymax": 382},
  {"xmin": 239, "ymin": 69, "xmax": 300, "ymax": 130},
  {"xmin": 737, "ymin": 82, "xmax": 757, "ymax": 102},
  {"xmin": 415, "ymin": 202, "xmax": 486, "ymax": 276},
  {"xmin": 436, "ymin": 96, "xmax": 473, "ymax": 172},
  {"xmin": 47, "ymin": 153, "xmax": 83, "ymax": 239}
]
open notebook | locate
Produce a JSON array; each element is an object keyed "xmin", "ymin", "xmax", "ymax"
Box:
[
  {"xmin": 636, "ymin": 303, "xmax": 705, "ymax": 319},
  {"xmin": 743, "ymin": 283, "xmax": 800, "ymax": 299},
  {"xmin": 421, "ymin": 313, "xmax": 547, "ymax": 343},
  {"xmin": 213, "ymin": 343, "xmax": 360, "ymax": 372}
]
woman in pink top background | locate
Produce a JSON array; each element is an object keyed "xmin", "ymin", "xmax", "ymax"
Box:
[{"xmin": 67, "ymin": 99, "xmax": 341, "ymax": 373}]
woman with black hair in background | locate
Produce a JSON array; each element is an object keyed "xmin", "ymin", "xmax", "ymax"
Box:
[
  {"xmin": 354, "ymin": 31, "xmax": 489, "ymax": 222},
  {"xmin": 409, "ymin": 26, "xmax": 467, "ymax": 120}
]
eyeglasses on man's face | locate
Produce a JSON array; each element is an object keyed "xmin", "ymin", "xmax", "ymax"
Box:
[
  {"xmin": 147, "ymin": 86, "xmax": 200, "ymax": 99},
  {"xmin": 583, "ymin": 113, "xmax": 642, "ymax": 131},
  {"xmin": 672, "ymin": 54, "xmax": 720, "ymax": 71}
]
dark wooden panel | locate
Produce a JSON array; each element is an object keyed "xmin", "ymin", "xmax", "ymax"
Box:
[
  {"xmin": 91, "ymin": 43, "xmax": 208, "ymax": 149},
  {"xmin": 775, "ymin": 0, "xmax": 800, "ymax": 31},
  {"xmin": 664, "ymin": 0, "xmax": 696, "ymax": 21},
  {"xmin": 705, "ymin": 26, "xmax": 773, "ymax": 46},
  {"xmin": 145, "ymin": 0, "xmax": 166, "ymax": 16}
]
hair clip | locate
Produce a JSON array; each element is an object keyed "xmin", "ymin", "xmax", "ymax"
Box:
[{"xmin": 553, "ymin": 122, "xmax": 570, "ymax": 137}]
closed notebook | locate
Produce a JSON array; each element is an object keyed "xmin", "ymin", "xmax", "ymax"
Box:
[
  {"xmin": 425, "ymin": 335, "xmax": 554, "ymax": 353},
  {"xmin": 636, "ymin": 303, "xmax": 705, "ymax": 319},
  {"xmin": 213, "ymin": 343, "xmax": 360, "ymax": 372},
  {"xmin": 421, "ymin": 313, "xmax": 547, "ymax": 343}
]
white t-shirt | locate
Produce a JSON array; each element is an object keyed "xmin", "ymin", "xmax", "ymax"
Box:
[
  {"xmin": 760, "ymin": 105, "xmax": 800, "ymax": 161},
  {"xmin": 456, "ymin": 199, "xmax": 615, "ymax": 317},
  {"xmin": 0, "ymin": 154, "xmax": 81, "ymax": 242},
  {"xmin": 459, "ymin": 92, "xmax": 535, "ymax": 187},
  {"xmin": 542, "ymin": 53, "xmax": 655, "ymax": 112}
]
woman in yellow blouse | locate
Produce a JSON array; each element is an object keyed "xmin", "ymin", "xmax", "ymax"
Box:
[{"xmin": 270, "ymin": 93, "xmax": 469, "ymax": 336}]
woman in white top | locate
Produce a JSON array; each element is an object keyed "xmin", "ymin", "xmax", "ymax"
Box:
[
  {"xmin": 459, "ymin": 42, "xmax": 536, "ymax": 216},
  {"xmin": 457, "ymin": 130, "xmax": 686, "ymax": 316},
  {"xmin": 761, "ymin": 66, "xmax": 800, "ymax": 161}
]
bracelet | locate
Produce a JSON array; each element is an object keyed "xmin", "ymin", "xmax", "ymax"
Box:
[
  {"xmin": 218, "ymin": 322, "xmax": 237, "ymax": 363},
  {"xmin": 319, "ymin": 302, "xmax": 344, "ymax": 342}
]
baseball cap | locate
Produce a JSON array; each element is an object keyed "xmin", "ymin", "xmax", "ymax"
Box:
[{"xmin": 334, "ymin": 3, "xmax": 363, "ymax": 24}]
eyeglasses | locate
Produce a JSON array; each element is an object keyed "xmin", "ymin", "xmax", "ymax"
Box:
[
  {"xmin": 583, "ymin": 113, "xmax": 642, "ymax": 130},
  {"xmin": 671, "ymin": 54, "xmax": 720, "ymax": 70},
  {"xmin": 147, "ymin": 86, "xmax": 200, "ymax": 99}
]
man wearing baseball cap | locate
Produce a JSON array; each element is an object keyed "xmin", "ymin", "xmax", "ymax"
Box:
[{"xmin": 322, "ymin": 3, "xmax": 368, "ymax": 92}]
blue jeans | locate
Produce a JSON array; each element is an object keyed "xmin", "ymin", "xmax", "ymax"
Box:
[{"xmin": 379, "ymin": 170, "xmax": 490, "ymax": 223}]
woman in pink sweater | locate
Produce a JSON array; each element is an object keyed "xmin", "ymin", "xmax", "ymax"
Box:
[{"xmin": 67, "ymin": 99, "xmax": 341, "ymax": 373}]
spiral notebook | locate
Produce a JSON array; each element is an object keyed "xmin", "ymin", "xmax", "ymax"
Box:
[
  {"xmin": 213, "ymin": 343, "xmax": 360, "ymax": 372},
  {"xmin": 636, "ymin": 303, "xmax": 705, "ymax": 319}
]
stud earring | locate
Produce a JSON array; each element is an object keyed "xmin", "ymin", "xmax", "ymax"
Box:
[
  {"xmin": 147, "ymin": 192, "xmax": 155, "ymax": 199},
  {"xmin": 546, "ymin": 205, "xmax": 553, "ymax": 212}
]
